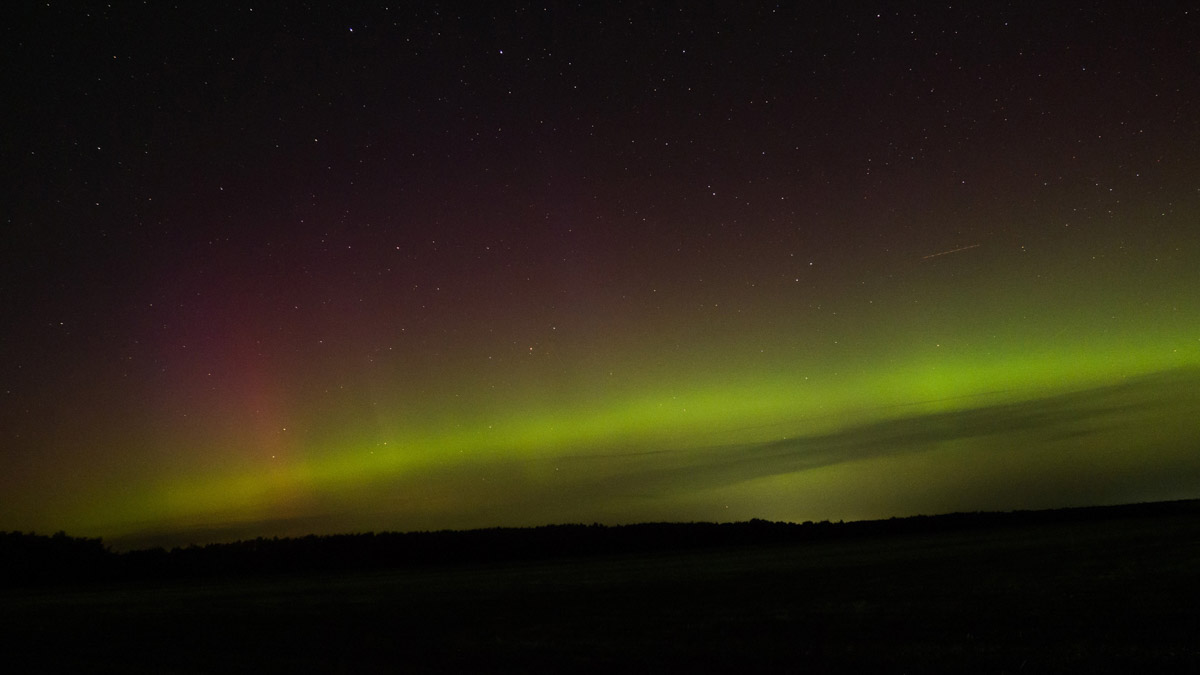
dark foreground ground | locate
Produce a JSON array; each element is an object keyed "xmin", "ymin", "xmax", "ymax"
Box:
[{"xmin": 4, "ymin": 509, "xmax": 1200, "ymax": 673}]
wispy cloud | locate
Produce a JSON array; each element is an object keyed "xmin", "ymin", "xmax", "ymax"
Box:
[{"xmin": 547, "ymin": 367, "xmax": 1200, "ymax": 498}]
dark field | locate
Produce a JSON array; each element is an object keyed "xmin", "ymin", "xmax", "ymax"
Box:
[{"xmin": 5, "ymin": 510, "xmax": 1200, "ymax": 673}]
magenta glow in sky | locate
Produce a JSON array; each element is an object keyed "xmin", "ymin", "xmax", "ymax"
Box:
[{"xmin": 2, "ymin": 2, "xmax": 1198, "ymax": 548}]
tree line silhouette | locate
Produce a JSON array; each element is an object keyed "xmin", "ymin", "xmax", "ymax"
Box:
[{"xmin": 5, "ymin": 499, "xmax": 1198, "ymax": 588}]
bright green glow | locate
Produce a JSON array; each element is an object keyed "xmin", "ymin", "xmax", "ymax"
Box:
[
  {"xmin": 32, "ymin": 201, "xmax": 1200, "ymax": 544},
  {"xmin": 67, "ymin": 314, "xmax": 1200, "ymax": 541}
]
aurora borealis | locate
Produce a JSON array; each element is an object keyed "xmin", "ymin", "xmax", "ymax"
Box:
[{"xmin": 3, "ymin": 3, "xmax": 1199, "ymax": 549}]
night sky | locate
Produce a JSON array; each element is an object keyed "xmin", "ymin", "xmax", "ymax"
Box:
[{"xmin": 3, "ymin": 2, "xmax": 1199, "ymax": 548}]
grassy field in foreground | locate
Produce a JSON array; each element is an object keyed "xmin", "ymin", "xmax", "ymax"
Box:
[{"xmin": 4, "ymin": 512, "xmax": 1200, "ymax": 673}]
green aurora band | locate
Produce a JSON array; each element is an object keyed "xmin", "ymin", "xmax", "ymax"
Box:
[{"xmin": 55, "ymin": 239, "xmax": 1200, "ymax": 546}]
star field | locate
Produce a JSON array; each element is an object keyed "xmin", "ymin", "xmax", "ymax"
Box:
[{"xmin": 2, "ymin": 2, "xmax": 1198, "ymax": 547}]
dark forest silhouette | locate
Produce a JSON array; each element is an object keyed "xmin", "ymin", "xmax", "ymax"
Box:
[{"xmin": 5, "ymin": 499, "xmax": 1199, "ymax": 588}]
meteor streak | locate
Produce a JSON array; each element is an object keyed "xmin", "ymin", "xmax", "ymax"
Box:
[{"xmin": 921, "ymin": 243, "xmax": 981, "ymax": 261}]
